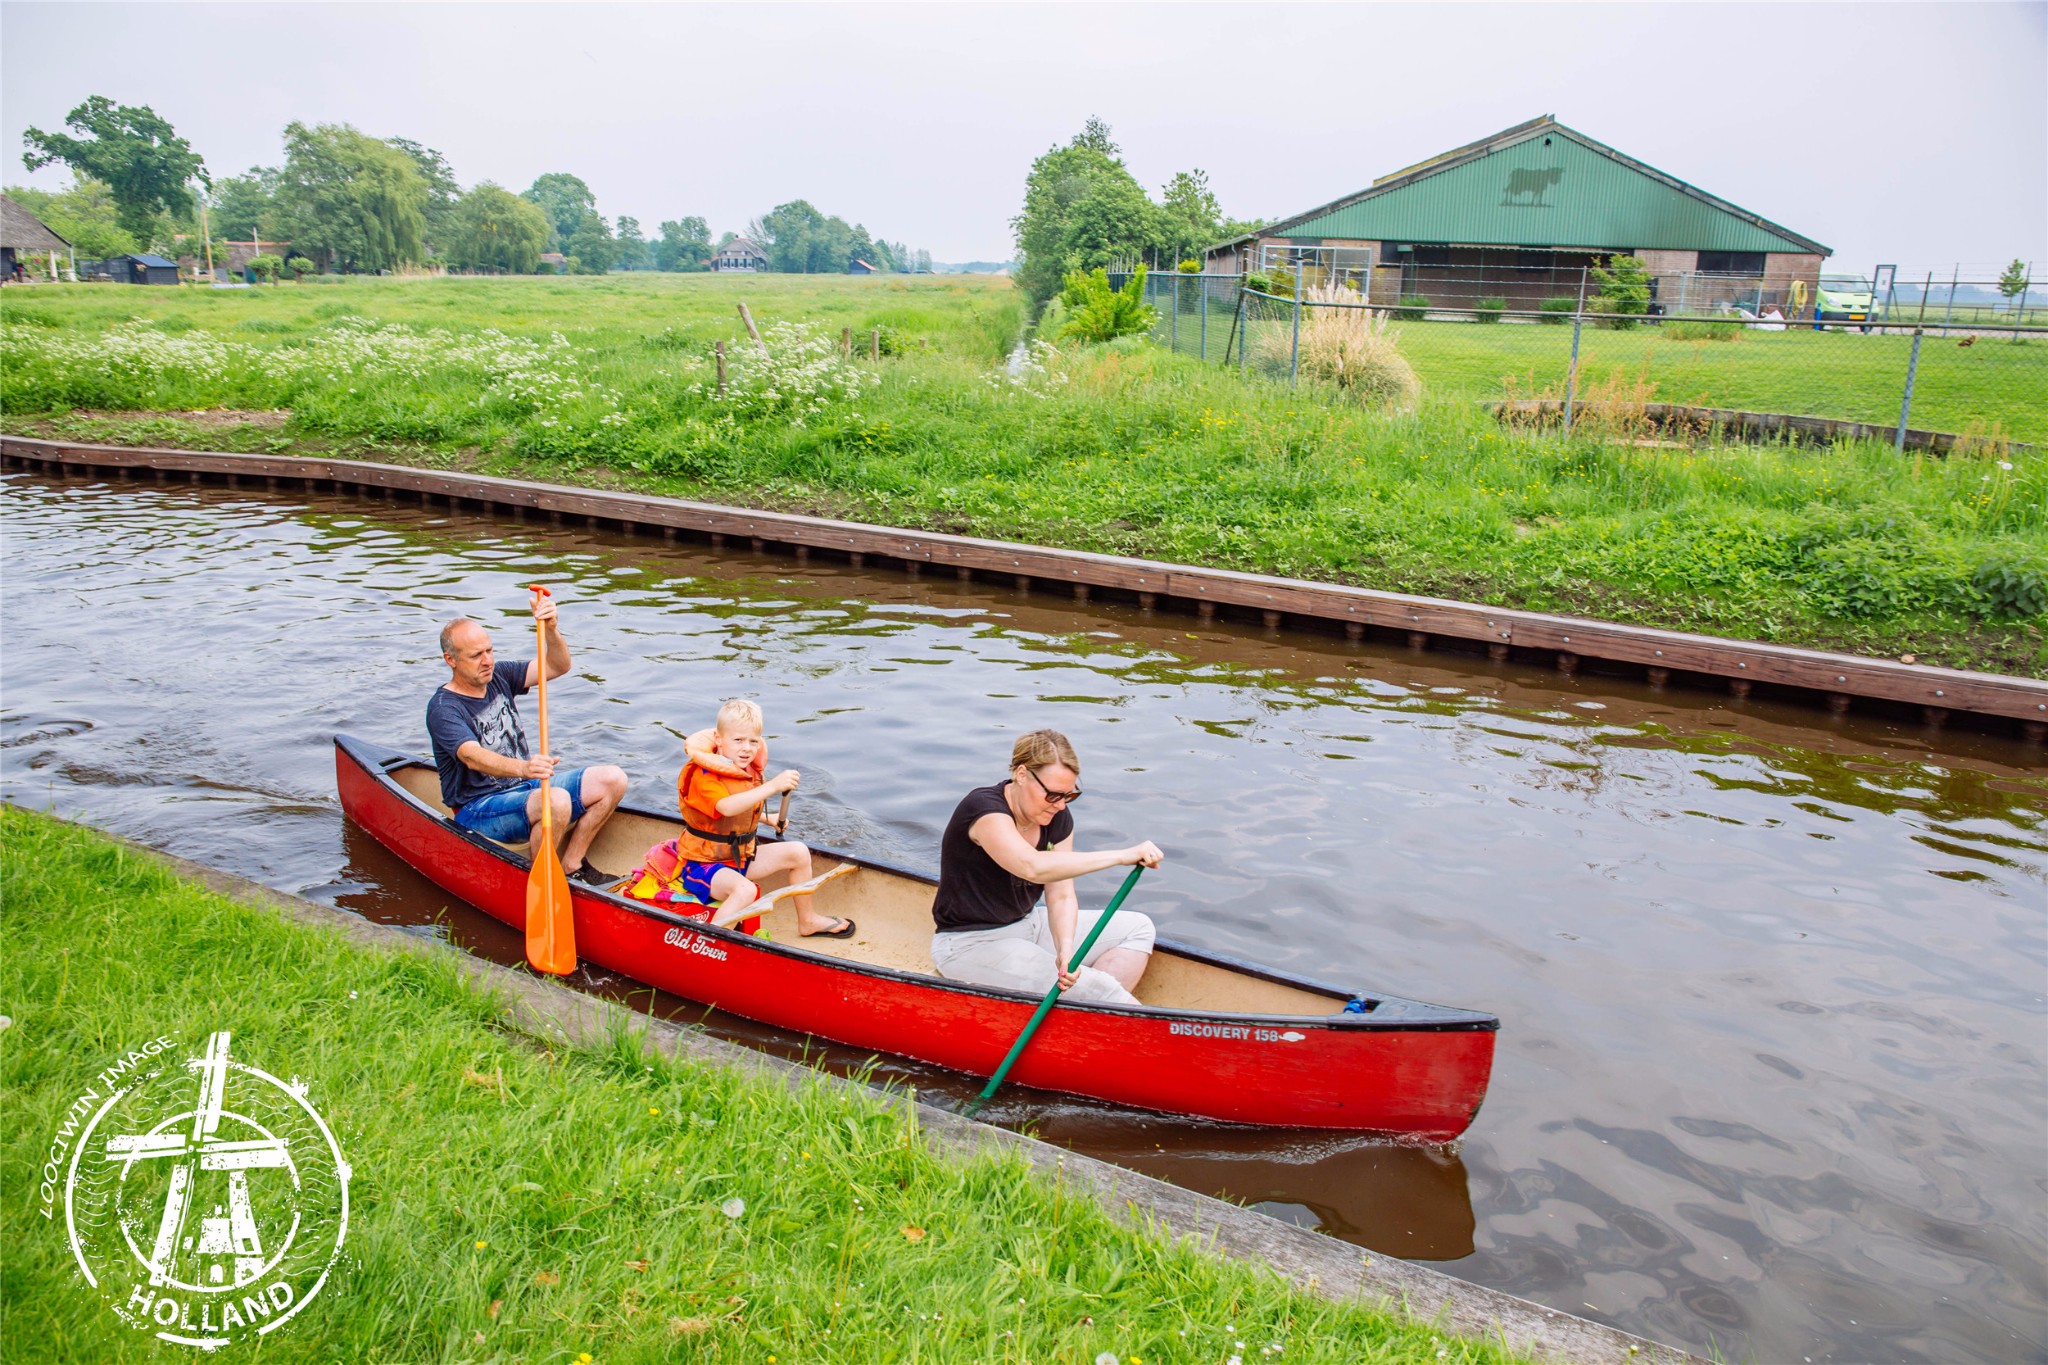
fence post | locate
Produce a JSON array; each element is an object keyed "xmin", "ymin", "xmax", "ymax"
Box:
[
  {"xmin": 1290, "ymin": 261, "xmax": 1304, "ymax": 387},
  {"xmin": 1894, "ymin": 329, "xmax": 1924, "ymax": 452},
  {"xmin": 1562, "ymin": 267, "xmax": 1588, "ymax": 437},
  {"xmin": 1940, "ymin": 265, "xmax": 1958, "ymax": 337},
  {"xmin": 1171, "ymin": 273, "xmax": 1180, "ymax": 353},
  {"xmin": 715, "ymin": 339, "xmax": 727, "ymax": 397},
  {"xmin": 1236, "ymin": 286, "xmax": 1248, "ymax": 377},
  {"xmin": 1200, "ymin": 277, "xmax": 1209, "ymax": 361}
]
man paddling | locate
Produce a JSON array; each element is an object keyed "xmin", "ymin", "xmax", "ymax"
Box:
[{"xmin": 428, "ymin": 593, "xmax": 628, "ymax": 885}]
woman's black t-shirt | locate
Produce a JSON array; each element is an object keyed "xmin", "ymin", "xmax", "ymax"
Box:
[{"xmin": 931, "ymin": 781, "xmax": 1075, "ymax": 933}]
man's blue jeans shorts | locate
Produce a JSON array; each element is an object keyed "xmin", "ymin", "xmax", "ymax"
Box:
[{"xmin": 453, "ymin": 769, "xmax": 589, "ymax": 841}]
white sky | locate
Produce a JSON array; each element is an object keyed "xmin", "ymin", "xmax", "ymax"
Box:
[{"xmin": 3, "ymin": 1, "xmax": 2042, "ymax": 277}]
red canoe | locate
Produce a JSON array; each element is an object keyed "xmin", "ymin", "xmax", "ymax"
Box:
[{"xmin": 336, "ymin": 736, "xmax": 1497, "ymax": 1137}]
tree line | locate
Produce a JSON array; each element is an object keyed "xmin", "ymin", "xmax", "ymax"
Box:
[
  {"xmin": 1012, "ymin": 117, "xmax": 1261, "ymax": 312},
  {"xmin": 11, "ymin": 96, "xmax": 930, "ymax": 277}
]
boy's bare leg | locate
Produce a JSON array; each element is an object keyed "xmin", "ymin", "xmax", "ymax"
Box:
[
  {"xmin": 706, "ymin": 865, "xmax": 760, "ymax": 927},
  {"xmin": 750, "ymin": 841, "xmax": 842, "ymax": 935}
]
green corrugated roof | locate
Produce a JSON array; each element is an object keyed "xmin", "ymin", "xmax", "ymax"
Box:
[{"xmin": 1249, "ymin": 116, "xmax": 1828, "ymax": 256}]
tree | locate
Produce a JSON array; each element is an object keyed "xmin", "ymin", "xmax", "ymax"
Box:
[
  {"xmin": 653, "ymin": 217, "xmax": 711, "ymax": 271},
  {"xmin": 614, "ymin": 216, "xmax": 650, "ymax": 271},
  {"xmin": 285, "ymin": 255, "xmax": 314, "ymax": 280},
  {"xmin": 444, "ymin": 183, "xmax": 550, "ymax": 274},
  {"xmin": 1012, "ymin": 122, "xmax": 1153, "ymax": 310},
  {"xmin": 4, "ymin": 178, "xmax": 139, "ymax": 259},
  {"xmin": 1157, "ymin": 169, "xmax": 1221, "ymax": 268},
  {"xmin": 1589, "ymin": 254, "xmax": 1652, "ymax": 329},
  {"xmin": 522, "ymin": 173, "xmax": 597, "ymax": 250},
  {"xmin": 271, "ymin": 122, "xmax": 429, "ymax": 272},
  {"xmin": 1058, "ymin": 265, "xmax": 1155, "ymax": 342},
  {"xmin": 21, "ymin": 96, "xmax": 207, "ymax": 241},
  {"xmin": 247, "ymin": 253, "xmax": 282, "ymax": 283},
  {"xmin": 1998, "ymin": 259, "xmax": 2031, "ymax": 307},
  {"xmin": 386, "ymin": 138, "xmax": 460, "ymax": 252},
  {"xmin": 563, "ymin": 210, "xmax": 616, "ymax": 273},
  {"xmin": 206, "ymin": 167, "xmax": 278, "ymax": 242}
]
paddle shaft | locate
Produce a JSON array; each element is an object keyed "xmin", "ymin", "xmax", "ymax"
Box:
[
  {"xmin": 534, "ymin": 606, "xmax": 553, "ymax": 845},
  {"xmin": 974, "ymin": 864, "xmax": 1146, "ymax": 1104},
  {"xmin": 523, "ymin": 585, "xmax": 576, "ymax": 975}
]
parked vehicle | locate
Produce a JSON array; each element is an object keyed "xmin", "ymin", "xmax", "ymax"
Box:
[{"xmin": 1815, "ymin": 274, "xmax": 1876, "ymax": 331}]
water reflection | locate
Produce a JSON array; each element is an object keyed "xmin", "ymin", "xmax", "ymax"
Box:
[{"xmin": 4, "ymin": 471, "xmax": 2044, "ymax": 1364}]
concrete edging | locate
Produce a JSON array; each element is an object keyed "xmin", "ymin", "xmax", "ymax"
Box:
[
  {"xmin": 9, "ymin": 433, "xmax": 2039, "ymax": 739},
  {"xmin": 88, "ymin": 822, "xmax": 1703, "ymax": 1364}
]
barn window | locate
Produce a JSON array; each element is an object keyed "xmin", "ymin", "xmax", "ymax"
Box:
[{"xmin": 1696, "ymin": 251, "xmax": 1766, "ymax": 275}]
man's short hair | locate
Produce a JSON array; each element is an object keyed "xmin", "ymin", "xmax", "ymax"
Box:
[{"xmin": 440, "ymin": 617, "xmax": 481, "ymax": 657}]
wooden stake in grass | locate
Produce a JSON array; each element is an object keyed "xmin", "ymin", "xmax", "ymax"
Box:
[
  {"xmin": 840, "ymin": 325, "xmax": 852, "ymax": 359},
  {"xmin": 714, "ymin": 339, "xmax": 726, "ymax": 397},
  {"xmin": 736, "ymin": 302, "xmax": 768, "ymax": 357},
  {"xmin": 870, "ymin": 326, "xmax": 881, "ymax": 363}
]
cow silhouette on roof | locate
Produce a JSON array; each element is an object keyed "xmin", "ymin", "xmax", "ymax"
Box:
[{"xmin": 1502, "ymin": 167, "xmax": 1564, "ymax": 206}]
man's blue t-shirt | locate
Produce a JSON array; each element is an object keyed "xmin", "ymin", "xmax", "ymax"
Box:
[{"xmin": 427, "ymin": 660, "xmax": 532, "ymax": 812}]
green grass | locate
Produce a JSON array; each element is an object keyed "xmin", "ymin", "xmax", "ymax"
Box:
[
  {"xmin": 3, "ymin": 273, "xmax": 2044, "ymax": 675},
  {"xmin": 1, "ymin": 805, "xmax": 1521, "ymax": 1363}
]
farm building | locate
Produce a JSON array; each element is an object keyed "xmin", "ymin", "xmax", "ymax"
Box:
[
  {"xmin": 847, "ymin": 258, "xmax": 877, "ymax": 275},
  {"xmin": 1205, "ymin": 115, "xmax": 1829, "ymax": 315},
  {"xmin": 2, "ymin": 194, "xmax": 71, "ymax": 280},
  {"xmin": 712, "ymin": 237, "xmax": 767, "ymax": 272},
  {"xmin": 106, "ymin": 253, "xmax": 182, "ymax": 285}
]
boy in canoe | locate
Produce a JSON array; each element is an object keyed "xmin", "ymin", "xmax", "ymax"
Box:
[{"xmin": 633, "ymin": 698, "xmax": 854, "ymax": 938}]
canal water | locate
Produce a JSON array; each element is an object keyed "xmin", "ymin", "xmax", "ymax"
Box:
[{"xmin": 4, "ymin": 470, "xmax": 2042, "ymax": 1364}]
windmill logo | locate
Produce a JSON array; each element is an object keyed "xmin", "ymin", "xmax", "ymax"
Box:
[{"xmin": 56, "ymin": 1031, "xmax": 351, "ymax": 1349}]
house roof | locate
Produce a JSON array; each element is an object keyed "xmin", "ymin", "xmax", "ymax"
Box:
[
  {"xmin": 0, "ymin": 194, "xmax": 71, "ymax": 252},
  {"xmin": 1208, "ymin": 115, "xmax": 1828, "ymax": 258},
  {"xmin": 721, "ymin": 237, "xmax": 767, "ymax": 257},
  {"xmin": 123, "ymin": 254, "xmax": 179, "ymax": 268}
]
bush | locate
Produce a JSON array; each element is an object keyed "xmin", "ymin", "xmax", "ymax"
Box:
[
  {"xmin": 1664, "ymin": 319, "xmax": 1743, "ymax": 342},
  {"xmin": 1392, "ymin": 294, "xmax": 1430, "ymax": 321},
  {"xmin": 1590, "ymin": 254, "xmax": 1651, "ymax": 330},
  {"xmin": 1177, "ymin": 258, "xmax": 1202, "ymax": 273},
  {"xmin": 247, "ymin": 253, "xmax": 282, "ymax": 284},
  {"xmin": 286, "ymin": 255, "xmax": 314, "ymax": 281},
  {"xmin": 1538, "ymin": 298, "xmax": 1576, "ymax": 324},
  {"xmin": 1057, "ymin": 265, "xmax": 1156, "ymax": 343},
  {"xmin": 1244, "ymin": 271, "xmax": 1290, "ymax": 298},
  {"xmin": 1473, "ymin": 296, "xmax": 1507, "ymax": 323}
]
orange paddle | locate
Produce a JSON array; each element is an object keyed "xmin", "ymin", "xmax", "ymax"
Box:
[{"xmin": 524, "ymin": 585, "xmax": 576, "ymax": 975}]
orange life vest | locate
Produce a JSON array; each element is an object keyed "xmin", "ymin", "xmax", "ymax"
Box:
[{"xmin": 675, "ymin": 729, "xmax": 766, "ymax": 866}]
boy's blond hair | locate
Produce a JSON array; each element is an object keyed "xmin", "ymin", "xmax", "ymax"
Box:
[{"xmin": 716, "ymin": 697, "xmax": 764, "ymax": 734}]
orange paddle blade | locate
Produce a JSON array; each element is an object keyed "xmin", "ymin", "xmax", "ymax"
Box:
[{"xmin": 526, "ymin": 824, "xmax": 576, "ymax": 975}]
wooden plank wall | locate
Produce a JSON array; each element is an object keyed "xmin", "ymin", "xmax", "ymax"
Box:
[{"xmin": 6, "ymin": 435, "xmax": 2044, "ymax": 740}]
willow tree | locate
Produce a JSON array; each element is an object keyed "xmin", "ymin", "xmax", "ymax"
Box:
[
  {"xmin": 272, "ymin": 122, "xmax": 428, "ymax": 272},
  {"xmin": 445, "ymin": 183, "xmax": 551, "ymax": 274}
]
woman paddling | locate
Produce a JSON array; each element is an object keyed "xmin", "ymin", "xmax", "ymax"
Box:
[{"xmin": 929, "ymin": 729, "xmax": 1163, "ymax": 1004}]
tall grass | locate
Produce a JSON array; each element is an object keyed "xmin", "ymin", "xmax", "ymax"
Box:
[
  {"xmin": 0, "ymin": 807, "xmax": 1521, "ymax": 1364},
  {"xmin": 2, "ymin": 274, "xmax": 2043, "ymax": 673}
]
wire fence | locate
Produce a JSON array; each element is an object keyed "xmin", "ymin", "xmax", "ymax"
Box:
[{"xmin": 1116, "ymin": 270, "xmax": 2047, "ymax": 451}]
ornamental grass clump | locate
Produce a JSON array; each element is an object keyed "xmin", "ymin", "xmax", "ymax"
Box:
[{"xmin": 1257, "ymin": 285, "xmax": 1422, "ymax": 412}]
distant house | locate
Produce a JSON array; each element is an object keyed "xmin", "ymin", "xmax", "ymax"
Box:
[
  {"xmin": 1, "ymin": 194, "xmax": 71, "ymax": 280},
  {"xmin": 538, "ymin": 252, "xmax": 566, "ymax": 273},
  {"xmin": 712, "ymin": 237, "xmax": 767, "ymax": 273},
  {"xmin": 847, "ymin": 259, "xmax": 877, "ymax": 275},
  {"xmin": 108, "ymin": 253, "xmax": 181, "ymax": 286}
]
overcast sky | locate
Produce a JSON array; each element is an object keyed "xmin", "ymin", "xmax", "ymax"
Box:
[{"xmin": 3, "ymin": 2, "xmax": 2042, "ymax": 276}]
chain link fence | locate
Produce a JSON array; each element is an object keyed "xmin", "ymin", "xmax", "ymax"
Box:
[{"xmin": 1116, "ymin": 269, "xmax": 2046, "ymax": 451}]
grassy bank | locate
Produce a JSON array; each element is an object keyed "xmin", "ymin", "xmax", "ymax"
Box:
[
  {"xmin": 3, "ymin": 273, "xmax": 2042, "ymax": 675},
  {"xmin": 0, "ymin": 806, "xmax": 1519, "ymax": 1364}
]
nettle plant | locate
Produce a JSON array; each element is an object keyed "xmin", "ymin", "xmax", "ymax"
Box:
[{"xmin": 699, "ymin": 320, "xmax": 876, "ymax": 426}]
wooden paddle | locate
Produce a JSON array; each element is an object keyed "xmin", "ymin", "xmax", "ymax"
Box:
[
  {"xmin": 966, "ymin": 864, "xmax": 1146, "ymax": 1115},
  {"xmin": 524, "ymin": 585, "xmax": 576, "ymax": 976}
]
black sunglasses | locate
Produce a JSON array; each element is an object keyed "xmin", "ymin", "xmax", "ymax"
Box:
[{"xmin": 1025, "ymin": 766, "xmax": 1083, "ymax": 804}]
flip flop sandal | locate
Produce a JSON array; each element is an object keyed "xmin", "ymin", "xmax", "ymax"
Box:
[{"xmin": 801, "ymin": 917, "xmax": 857, "ymax": 940}]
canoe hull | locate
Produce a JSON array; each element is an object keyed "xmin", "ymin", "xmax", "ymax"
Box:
[{"xmin": 336, "ymin": 736, "xmax": 1495, "ymax": 1137}]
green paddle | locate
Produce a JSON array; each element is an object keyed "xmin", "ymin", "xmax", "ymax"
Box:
[{"xmin": 967, "ymin": 863, "xmax": 1147, "ymax": 1115}]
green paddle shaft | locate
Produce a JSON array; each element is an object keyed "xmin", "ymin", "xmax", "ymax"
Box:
[{"xmin": 975, "ymin": 863, "xmax": 1147, "ymax": 1104}]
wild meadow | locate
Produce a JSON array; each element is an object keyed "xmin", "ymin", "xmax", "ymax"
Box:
[
  {"xmin": 0, "ymin": 807, "xmax": 1523, "ymax": 1363},
  {"xmin": 2, "ymin": 272, "xmax": 2042, "ymax": 673}
]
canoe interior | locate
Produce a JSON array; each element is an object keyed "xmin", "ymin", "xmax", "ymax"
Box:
[{"xmin": 390, "ymin": 763, "xmax": 1347, "ymax": 1019}]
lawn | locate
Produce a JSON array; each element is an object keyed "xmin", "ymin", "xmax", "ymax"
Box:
[
  {"xmin": 0, "ymin": 806, "xmax": 1520, "ymax": 1364},
  {"xmin": 3, "ymin": 272, "xmax": 2043, "ymax": 675}
]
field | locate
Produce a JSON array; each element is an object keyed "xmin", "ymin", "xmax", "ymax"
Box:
[
  {"xmin": 1, "ymin": 806, "xmax": 1520, "ymax": 1363},
  {"xmin": 3, "ymin": 272, "xmax": 2043, "ymax": 674}
]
